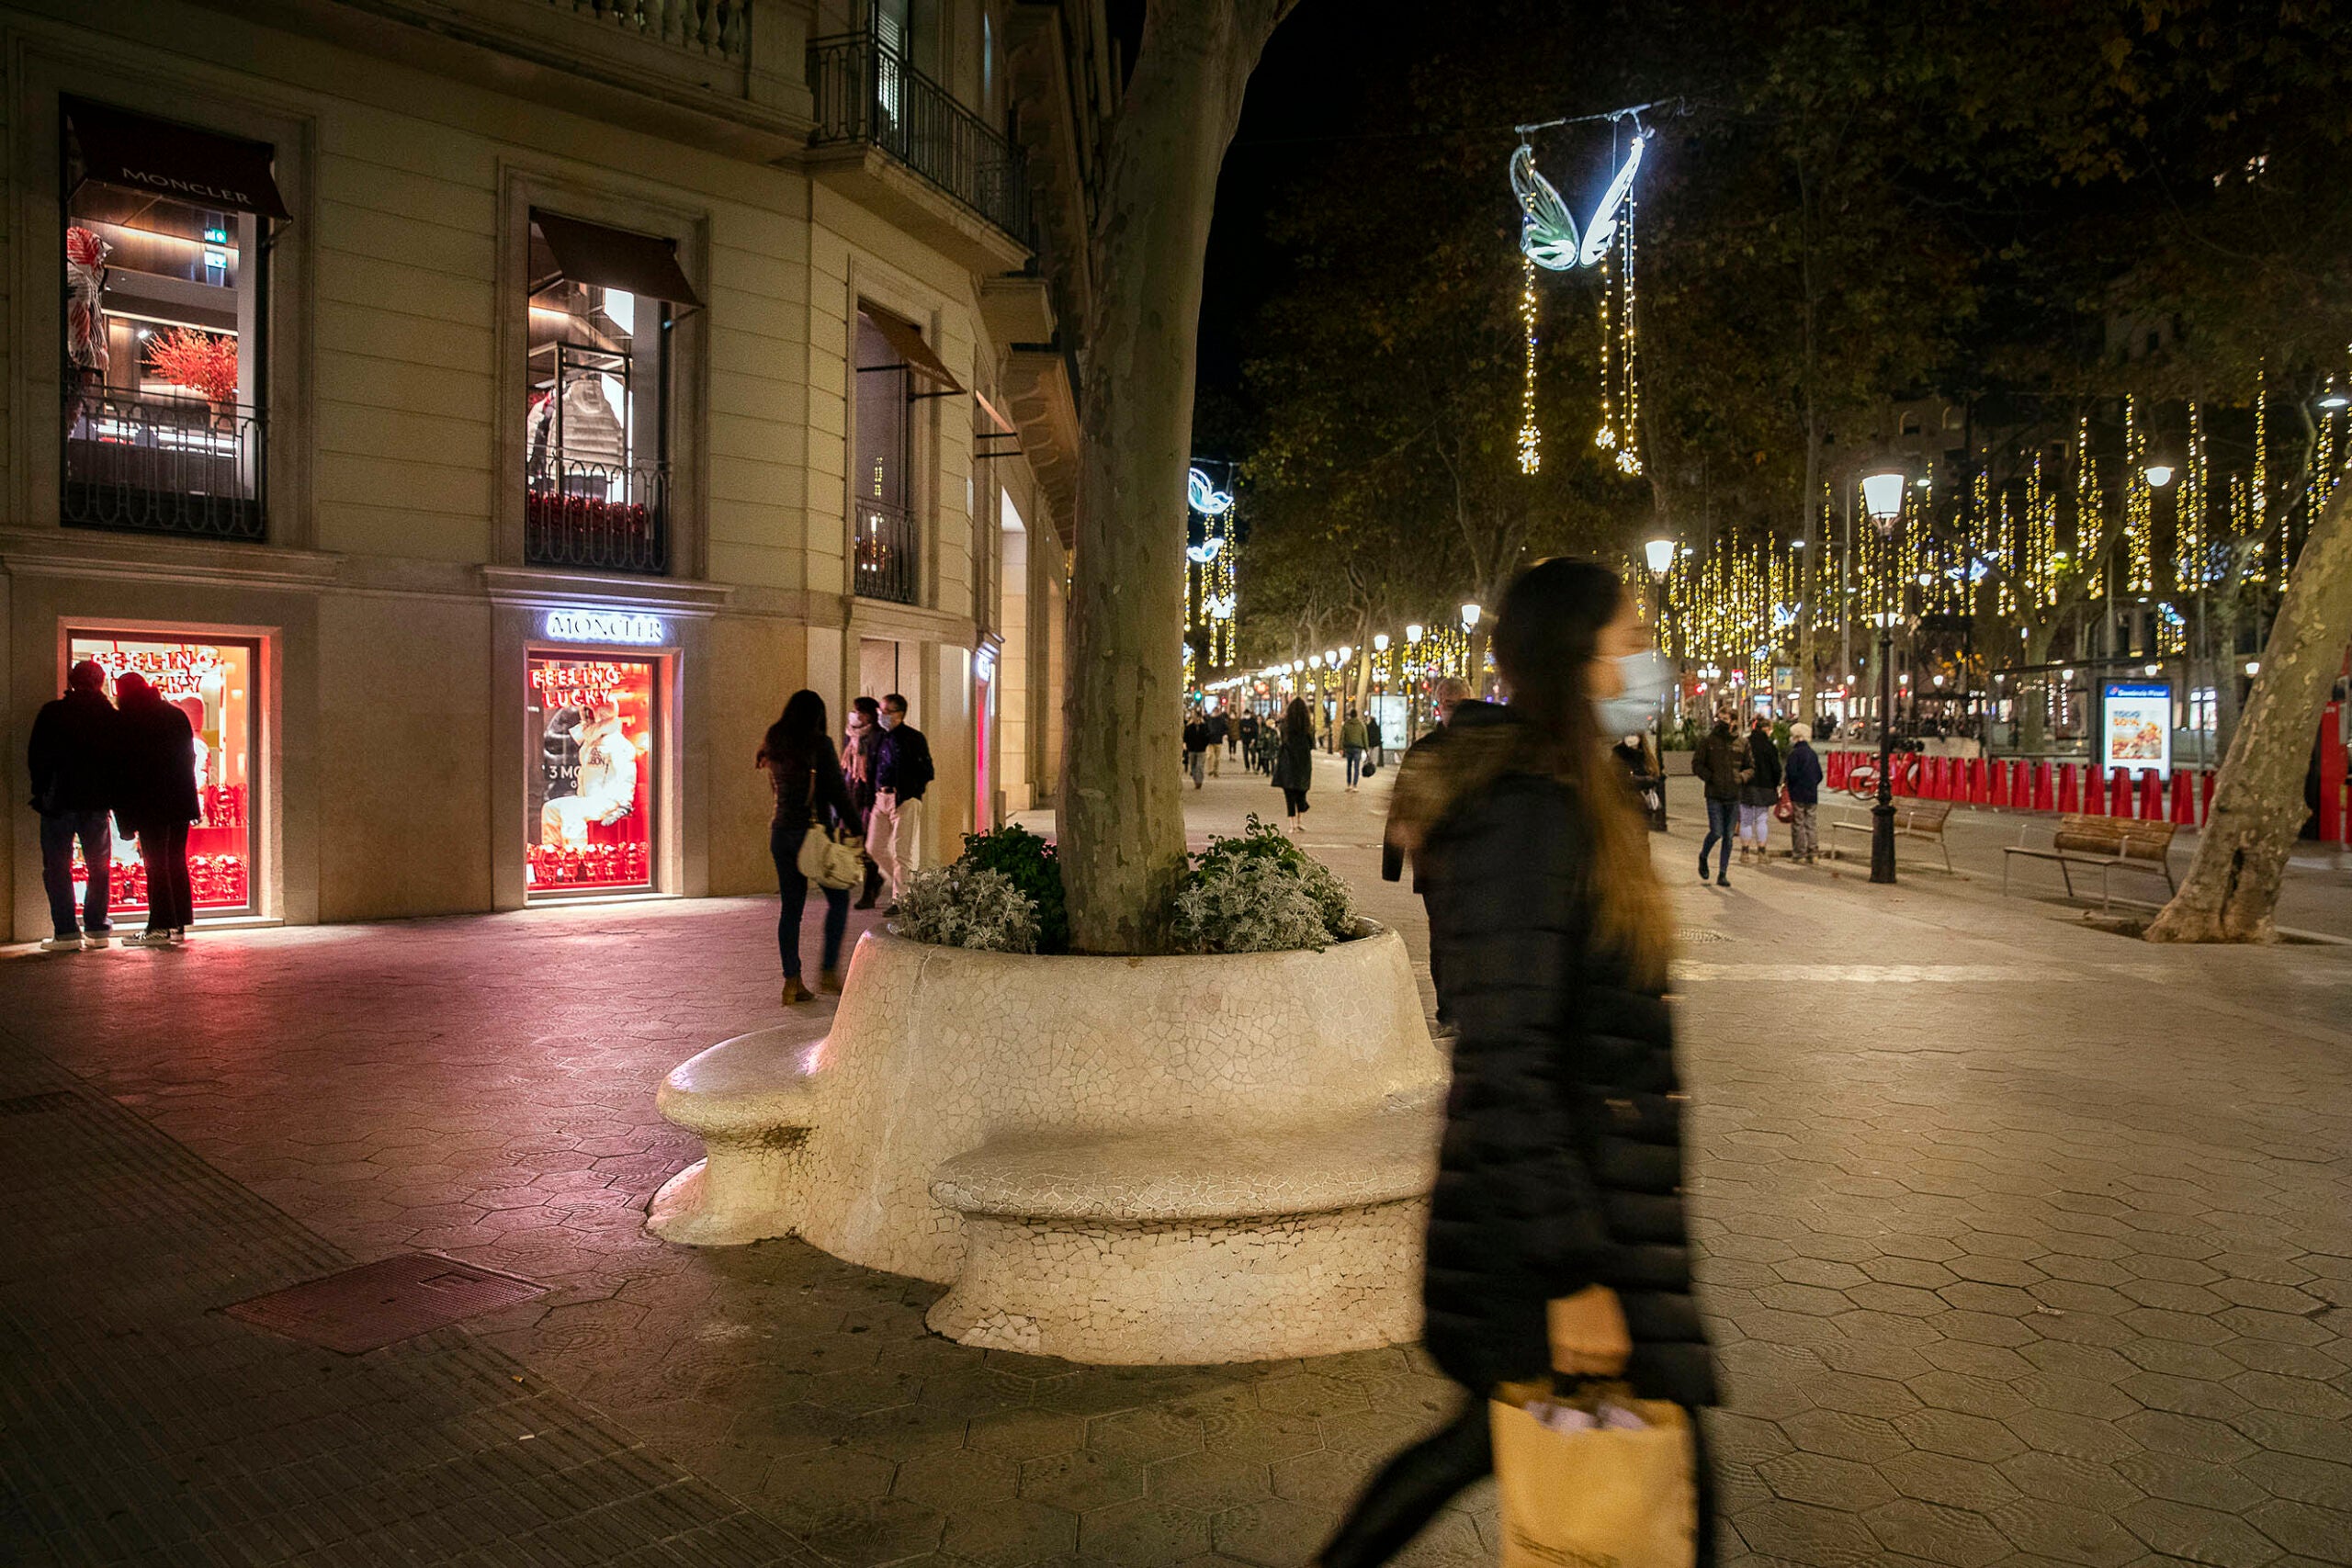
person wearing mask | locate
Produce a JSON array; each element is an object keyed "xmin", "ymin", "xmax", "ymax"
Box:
[
  {"xmin": 1364, "ymin": 711, "xmax": 1384, "ymax": 771},
  {"xmin": 868, "ymin": 693, "xmax": 933, "ymax": 912},
  {"xmin": 1738, "ymin": 714, "xmax": 1782, "ymax": 864},
  {"xmin": 1690, "ymin": 711, "xmax": 1743, "ymax": 886},
  {"xmin": 1206, "ymin": 705, "xmax": 1225, "ymax": 779},
  {"xmin": 1238, "ymin": 709, "xmax": 1261, "ymax": 771},
  {"xmin": 1340, "ymin": 707, "xmax": 1368, "ymax": 792},
  {"xmin": 759, "ymin": 691, "xmax": 858, "ymax": 1004},
  {"xmin": 1318, "ymin": 558, "xmax": 1713, "ymax": 1568},
  {"xmin": 1783, "ymin": 722, "xmax": 1824, "ymax": 864},
  {"xmin": 112, "ymin": 671, "xmax": 200, "ymax": 946},
  {"xmin": 1226, "ymin": 707, "xmax": 1241, "ymax": 761},
  {"xmin": 28, "ymin": 659, "xmax": 120, "ymax": 952},
  {"xmin": 1272, "ymin": 697, "xmax": 1316, "ymax": 830},
  {"xmin": 842, "ymin": 695, "xmax": 886, "ymax": 909}
]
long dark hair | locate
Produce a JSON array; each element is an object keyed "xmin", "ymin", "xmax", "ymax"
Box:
[
  {"xmin": 763, "ymin": 689, "xmax": 829, "ymax": 765},
  {"xmin": 1282, "ymin": 696, "xmax": 1310, "ymax": 740},
  {"xmin": 1490, "ymin": 558, "xmax": 1672, "ymax": 986}
]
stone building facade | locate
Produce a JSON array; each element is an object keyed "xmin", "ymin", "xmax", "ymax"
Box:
[{"xmin": 1, "ymin": 0, "xmax": 1103, "ymax": 937}]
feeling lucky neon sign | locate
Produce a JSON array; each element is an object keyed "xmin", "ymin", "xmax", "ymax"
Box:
[{"xmin": 543, "ymin": 608, "xmax": 665, "ymax": 646}]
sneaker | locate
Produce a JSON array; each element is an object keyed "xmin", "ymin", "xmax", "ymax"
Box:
[
  {"xmin": 128, "ymin": 930, "xmax": 174, "ymax": 948},
  {"xmin": 39, "ymin": 935, "xmax": 82, "ymax": 953},
  {"xmin": 82, "ymin": 931, "xmax": 111, "ymax": 949}
]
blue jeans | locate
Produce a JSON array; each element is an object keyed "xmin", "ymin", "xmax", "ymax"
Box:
[
  {"xmin": 40, "ymin": 810, "xmax": 111, "ymax": 937},
  {"xmin": 772, "ymin": 822, "xmax": 850, "ymax": 978},
  {"xmin": 1345, "ymin": 747, "xmax": 1363, "ymax": 786},
  {"xmin": 1701, "ymin": 799, "xmax": 1737, "ymax": 879}
]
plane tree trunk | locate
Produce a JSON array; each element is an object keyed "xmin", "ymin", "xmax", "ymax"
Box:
[
  {"xmin": 2147, "ymin": 481, "xmax": 2352, "ymax": 943},
  {"xmin": 1058, "ymin": 0, "xmax": 1296, "ymax": 954}
]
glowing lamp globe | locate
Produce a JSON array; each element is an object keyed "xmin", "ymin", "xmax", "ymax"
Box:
[
  {"xmin": 1373, "ymin": 633, "xmax": 1389, "ymax": 653},
  {"xmin": 2142, "ymin": 463, "xmax": 2175, "ymax": 488},
  {"xmin": 1460, "ymin": 602, "xmax": 1482, "ymax": 631},
  {"xmin": 1860, "ymin": 469, "xmax": 1906, "ymax": 525},
  {"xmin": 1405, "ymin": 623, "xmax": 1424, "ymax": 644},
  {"xmin": 1643, "ymin": 537, "xmax": 1675, "ymax": 577}
]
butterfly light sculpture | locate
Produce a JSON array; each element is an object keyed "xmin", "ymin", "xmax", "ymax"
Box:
[
  {"xmin": 1511, "ymin": 129, "xmax": 1650, "ymax": 272},
  {"xmin": 1186, "ymin": 466, "xmax": 1234, "ymax": 517}
]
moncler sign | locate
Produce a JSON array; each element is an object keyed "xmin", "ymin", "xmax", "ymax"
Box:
[
  {"xmin": 121, "ymin": 168, "xmax": 253, "ymax": 207},
  {"xmin": 542, "ymin": 608, "xmax": 666, "ymax": 646}
]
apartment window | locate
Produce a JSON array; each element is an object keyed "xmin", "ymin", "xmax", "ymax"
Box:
[
  {"xmin": 854, "ymin": 306, "xmax": 962, "ymax": 605},
  {"xmin": 526, "ymin": 210, "xmax": 700, "ymax": 574},
  {"xmin": 61, "ymin": 98, "xmax": 288, "ymax": 540}
]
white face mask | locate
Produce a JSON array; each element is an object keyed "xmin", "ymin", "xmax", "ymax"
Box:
[
  {"xmin": 1594, "ymin": 649, "xmax": 1669, "ymax": 736},
  {"xmin": 879, "ymin": 711, "xmax": 901, "ymax": 729}
]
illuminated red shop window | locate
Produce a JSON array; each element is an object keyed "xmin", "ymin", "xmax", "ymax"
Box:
[
  {"xmin": 526, "ymin": 655, "xmax": 655, "ymax": 894},
  {"xmin": 67, "ymin": 633, "xmax": 257, "ymax": 916}
]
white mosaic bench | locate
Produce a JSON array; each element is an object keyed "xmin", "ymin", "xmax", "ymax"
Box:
[
  {"xmin": 647, "ymin": 927, "xmax": 1448, "ymax": 1363},
  {"xmin": 925, "ymin": 1106, "xmax": 1438, "ymax": 1363},
  {"xmin": 647, "ymin": 1029, "xmax": 823, "ymax": 1247}
]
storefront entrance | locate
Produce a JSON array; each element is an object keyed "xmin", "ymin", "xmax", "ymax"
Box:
[
  {"xmin": 66, "ymin": 630, "xmax": 258, "ymax": 919},
  {"xmin": 525, "ymin": 652, "xmax": 658, "ymax": 897}
]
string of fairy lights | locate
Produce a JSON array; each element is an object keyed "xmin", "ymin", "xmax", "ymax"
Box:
[{"xmin": 1650, "ymin": 380, "xmax": 2351, "ymax": 682}]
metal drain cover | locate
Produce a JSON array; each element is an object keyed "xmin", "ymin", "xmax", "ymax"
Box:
[{"xmin": 224, "ymin": 1254, "xmax": 545, "ymax": 1354}]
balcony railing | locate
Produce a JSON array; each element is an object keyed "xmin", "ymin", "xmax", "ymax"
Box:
[
  {"xmin": 854, "ymin": 497, "xmax": 919, "ymax": 604},
  {"xmin": 62, "ymin": 386, "xmax": 266, "ymax": 541},
  {"xmin": 808, "ymin": 32, "xmax": 1032, "ymax": 243},
  {"xmin": 526, "ymin": 456, "xmax": 670, "ymax": 574},
  {"xmin": 541, "ymin": 0, "xmax": 748, "ymax": 61}
]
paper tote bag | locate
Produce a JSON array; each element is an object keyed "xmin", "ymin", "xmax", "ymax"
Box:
[{"xmin": 1491, "ymin": 1396, "xmax": 1699, "ymax": 1568}]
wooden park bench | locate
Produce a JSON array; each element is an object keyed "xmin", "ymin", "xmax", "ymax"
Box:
[
  {"xmin": 2002, "ymin": 814, "xmax": 2179, "ymax": 911},
  {"xmin": 1828, "ymin": 799, "xmax": 1956, "ymax": 874}
]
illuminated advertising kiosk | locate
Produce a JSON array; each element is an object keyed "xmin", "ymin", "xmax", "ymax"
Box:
[
  {"xmin": 2100, "ymin": 681, "xmax": 2173, "ymax": 779},
  {"xmin": 66, "ymin": 630, "xmax": 258, "ymax": 920},
  {"xmin": 526, "ymin": 607, "xmax": 666, "ymax": 898}
]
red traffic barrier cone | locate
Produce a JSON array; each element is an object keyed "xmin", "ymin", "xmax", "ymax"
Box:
[
  {"xmin": 1971, "ymin": 757, "xmax": 1991, "ymax": 805},
  {"xmin": 1988, "ymin": 758, "xmax": 2009, "ymax": 808},
  {"xmin": 2058, "ymin": 762, "xmax": 2081, "ymax": 813},
  {"xmin": 2200, "ymin": 769, "xmax": 2216, "ymax": 825},
  {"xmin": 2033, "ymin": 761, "xmax": 2053, "ymax": 812},
  {"xmin": 2112, "ymin": 768, "xmax": 2135, "ymax": 819},
  {"xmin": 2139, "ymin": 771, "xmax": 2163, "ymax": 820},
  {"xmin": 2169, "ymin": 771, "xmax": 2195, "ymax": 825}
]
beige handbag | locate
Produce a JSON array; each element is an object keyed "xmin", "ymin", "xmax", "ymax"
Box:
[{"xmin": 797, "ymin": 824, "xmax": 865, "ymax": 890}]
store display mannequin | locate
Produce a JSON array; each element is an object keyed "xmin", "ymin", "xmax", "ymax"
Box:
[
  {"xmin": 538, "ymin": 701, "xmax": 639, "ymax": 849},
  {"xmin": 560, "ymin": 376, "xmax": 625, "ymax": 468}
]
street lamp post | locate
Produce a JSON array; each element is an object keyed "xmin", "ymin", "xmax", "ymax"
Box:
[
  {"xmin": 1860, "ymin": 468, "xmax": 1907, "ymax": 884},
  {"xmin": 1644, "ymin": 537, "xmax": 1675, "ymax": 830}
]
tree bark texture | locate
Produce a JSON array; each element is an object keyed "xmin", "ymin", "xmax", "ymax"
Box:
[
  {"xmin": 2147, "ymin": 479, "xmax": 2352, "ymax": 943},
  {"xmin": 1059, "ymin": 0, "xmax": 1295, "ymax": 953}
]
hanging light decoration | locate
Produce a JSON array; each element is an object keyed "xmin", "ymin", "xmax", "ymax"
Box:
[{"xmin": 1517, "ymin": 254, "xmax": 1542, "ymax": 475}]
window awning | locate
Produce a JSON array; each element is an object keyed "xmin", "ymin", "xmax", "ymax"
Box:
[
  {"xmin": 864, "ymin": 309, "xmax": 964, "ymax": 393},
  {"xmin": 65, "ymin": 97, "xmax": 291, "ymax": 221},
  {"xmin": 531, "ymin": 209, "xmax": 703, "ymax": 310}
]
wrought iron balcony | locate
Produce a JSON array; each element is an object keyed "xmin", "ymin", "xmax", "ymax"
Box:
[
  {"xmin": 62, "ymin": 386, "xmax": 266, "ymax": 541},
  {"xmin": 526, "ymin": 456, "xmax": 671, "ymax": 575},
  {"xmin": 854, "ymin": 497, "xmax": 919, "ymax": 604},
  {"xmin": 808, "ymin": 31, "xmax": 1032, "ymax": 244}
]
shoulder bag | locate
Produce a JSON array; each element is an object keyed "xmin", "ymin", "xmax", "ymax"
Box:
[{"xmin": 791, "ymin": 764, "xmax": 865, "ymax": 890}]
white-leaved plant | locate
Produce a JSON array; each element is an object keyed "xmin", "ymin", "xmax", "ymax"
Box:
[
  {"xmin": 1170, "ymin": 818, "xmax": 1357, "ymax": 954},
  {"xmin": 892, "ymin": 866, "xmax": 1042, "ymax": 953}
]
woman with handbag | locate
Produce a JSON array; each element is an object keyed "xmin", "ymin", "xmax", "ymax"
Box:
[
  {"xmin": 1320, "ymin": 558, "xmax": 1716, "ymax": 1567},
  {"xmin": 758, "ymin": 690, "xmax": 858, "ymax": 1005}
]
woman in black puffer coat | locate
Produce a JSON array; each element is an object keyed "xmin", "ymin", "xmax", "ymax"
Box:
[{"xmin": 1319, "ymin": 558, "xmax": 1716, "ymax": 1567}]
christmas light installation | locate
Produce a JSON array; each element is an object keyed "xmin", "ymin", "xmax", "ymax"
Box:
[
  {"xmin": 1185, "ymin": 459, "xmax": 1239, "ymax": 672},
  {"xmin": 1509, "ymin": 115, "xmax": 1653, "ymax": 479},
  {"xmin": 1187, "ymin": 466, "xmax": 1234, "ymax": 517}
]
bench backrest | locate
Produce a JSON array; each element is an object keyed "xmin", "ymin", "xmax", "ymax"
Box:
[
  {"xmin": 1897, "ymin": 801, "xmax": 1952, "ymax": 832},
  {"xmin": 2052, "ymin": 814, "xmax": 2177, "ymax": 860}
]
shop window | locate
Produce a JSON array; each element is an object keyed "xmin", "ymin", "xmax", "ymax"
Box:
[
  {"xmin": 67, "ymin": 633, "xmax": 257, "ymax": 918},
  {"xmin": 526, "ymin": 210, "xmax": 700, "ymax": 575},
  {"xmin": 526, "ymin": 655, "xmax": 657, "ymax": 895},
  {"xmin": 61, "ymin": 99, "xmax": 287, "ymax": 541},
  {"xmin": 853, "ymin": 306, "xmax": 959, "ymax": 604}
]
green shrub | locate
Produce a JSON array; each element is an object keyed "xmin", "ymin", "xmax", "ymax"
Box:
[
  {"xmin": 954, "ymin": 824, "xmax": 1070, "ymax": 953},
  {"xmin": 893, "ymin": 866, "xmax": 1042, "ymax": 953},
  {"xmin": 1171, "ymin": 816, "xmax": 1357, "ymax": 953}
]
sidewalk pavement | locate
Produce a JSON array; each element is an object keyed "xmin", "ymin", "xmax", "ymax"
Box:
[{"xmin": 3, "ymin": 753, "xmax": 2350, "ymax": 1568}]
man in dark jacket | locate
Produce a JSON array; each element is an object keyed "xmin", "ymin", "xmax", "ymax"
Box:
[
  {"xmin": 1181, "ymin": 711, "xmax": 1213, "ymax": 788},
  {"xmin": 1381, "ymin": 678, "xmax": 1497, "ymax": 1024},
  {"xmin": 28, "ymin": 660, "xmax": 120, "ymax": 951},
  {"xmin": 869, "ymin": 693, "xmax": 933, "ymax": 910},
  {"xmin": 1784, "ymin": 722, "xmax": 1824, "ymax": 863},
  {"xmin": 1739, "ymin": 714, "xmax": 1783, "ymax": 864},
  {"xmin": 1690, "ymin": 712, "xmax": 1743, "ymax": 886}
]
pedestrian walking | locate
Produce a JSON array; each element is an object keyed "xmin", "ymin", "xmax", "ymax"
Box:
[
  {"xmin": 1182, "ymin": 709, "xmax": 1213, "ymax": 788},
  {"xmin": 1341, "ymin": 708, "xmax": 1368, "ymax": 791},
  {"xmin": 1784, "ymin": 722, "xmax": 1823, "ymax": 863},
  {"xmin": 1690, "ymin": 712, "xmax": 1742, "ymax": 886},
  {"xmin": 1206, "ymin": 705, "xmax": 1225, "ymax": 778},
  {"xmin": 1738, "ymin": 715, "xmax": 1781, "ymax": 863},
  {"xmin": 1382, "ymin": 676, "xmax": 1496, "ymax": 1027},
  {"xmin": 112, "ymin": 671, "xmax": 199, "ymax": 946},
  {"xmin": 842, "ymin": 695, "xmax": 886, "ymax": 908},
  {"xmin": 867, "ymin": 693, "xmax": 933, "ymax": 912},
  {"xmin": 1226, "ymin": 707, "xmax": 1240, "ymax": 760},
  {"xmin": 759, "ymin": 690, "xmax": 857, "ymax": 1005},
  {"xmin": 28, "ymin": 659, "xmax": 121, "ymax": 952},
  {"xmin": 1272, "ymin": 697, "xmax": 1315, "ymax": 829},
  {"xmin": 1365, "ymin": 711, "xmax": 1384, "ymax": 770},
  {"xmin": 1318, "ymin": 558, "xmax": 1715, "ymax": 1568},
  {"xmin": 1238, "ymin": 709, "xmax": 1261, "ymax": 772}
]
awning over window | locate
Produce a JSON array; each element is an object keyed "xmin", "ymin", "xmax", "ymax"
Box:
[
  {"xmin": 865, "ymin": 309, "xmax": 965, "ymax": 393},
  {"xmin": 531, "ymin": 209, "xmax": 703, "ymax": 310},
  {"xmin": 64, "ymin": 97, "xmax": 291, "ymax": 222}
]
